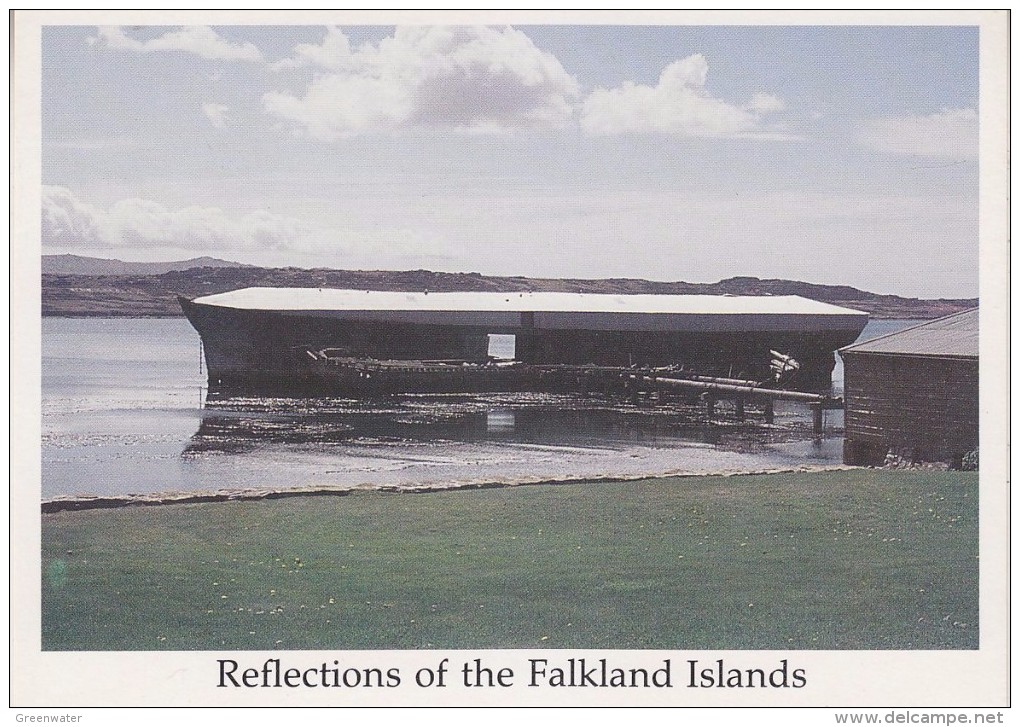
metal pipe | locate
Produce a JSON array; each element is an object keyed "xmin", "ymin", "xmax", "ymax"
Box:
[
  {"xmin": 626, "ymin": 373, "xmax": 835, "ymax": 404},
  {"xmin": 684, "ymin": 374, "xmax": 762, "ymax": 387}
]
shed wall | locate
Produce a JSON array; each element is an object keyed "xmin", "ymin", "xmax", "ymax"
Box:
[{"xmin": 842, "ymin": 353, "xmax": 978, "ymax": 466}]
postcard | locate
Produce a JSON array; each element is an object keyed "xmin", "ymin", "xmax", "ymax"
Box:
[{"xmin": 11, "ymin": 9, "xmax": 1010, "ymax": 713}]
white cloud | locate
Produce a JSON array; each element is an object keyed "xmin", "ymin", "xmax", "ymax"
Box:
[
  {"xmin": 94, "ymin": 26, "xmax": 263, "ymax": 62},
  {"xmin": 857, "ymin": 108, "xmax": 978, "ymax": 160},
  {"xmin": 202, "ymin": 103, "xmax": 231, "ymax": 129},
  {"xmin": 746, "ymin": 92, "xmax": 785, "ymax": 113},
  {"xmin": 264, "ymin": 25, "xmax": 580, "ymax": 138},
  {"xmin": 42, "ymin": 186, "xmax": 105, "ymax": 247},
  {"xmin": 39, "ymin": 186, "xmax": 465, "ymax": 268},
  {"xmin": 580, "ymin": 54, "xmax": 786, "ymax": 137},
  {"xmin": 42, "ymin": 186, "xmax": 308, "ymax": 252},
  {"xmin": 272, "ymin": 25, "xmax": 355, "ymax": 71}
]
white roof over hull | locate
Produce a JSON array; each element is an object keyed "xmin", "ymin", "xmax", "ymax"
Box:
[
  {"xmin": 189, "ymin": 288, "xmax": 868, "ymax": 335},
  {"xmin": 193, "ymin": 287, "xmax": 868, "ymax": 317}
]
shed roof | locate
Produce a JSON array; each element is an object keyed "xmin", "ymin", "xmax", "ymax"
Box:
[{"xmin": 840, "ymin": 308, "xmax": 978, "ymax": 358}]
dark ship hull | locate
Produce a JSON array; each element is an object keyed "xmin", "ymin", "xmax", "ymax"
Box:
[{"xmin": 179, "ymin": 290, "xmax": 868, "ymax": 395}]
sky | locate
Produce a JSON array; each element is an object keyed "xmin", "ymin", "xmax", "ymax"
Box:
[{"xmin": 40, "ymin": 22, "xmax": 981, "ymax": 298}]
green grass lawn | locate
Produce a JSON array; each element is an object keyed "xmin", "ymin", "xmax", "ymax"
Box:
[{"xmin": 41, "ymin": 470, "xmax": 978, "ymax": 651}]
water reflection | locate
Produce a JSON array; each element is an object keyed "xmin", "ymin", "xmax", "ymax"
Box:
[
  {"xmin": 185, "ymin": 391, "xmax": 824, "ymax": 458},
  {"xmin": 486, "ymin": 410, "xmax": 515, "ymax": 432}
]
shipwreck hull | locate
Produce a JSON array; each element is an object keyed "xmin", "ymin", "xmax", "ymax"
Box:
[{"xmin": 179, "ymin": 291, "xmax": 867, "ymax": 395}]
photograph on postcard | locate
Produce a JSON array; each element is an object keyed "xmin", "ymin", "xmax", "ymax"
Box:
[{"xmin": 29, "ymin": 17, "xmax": 996, "ymax": 671}]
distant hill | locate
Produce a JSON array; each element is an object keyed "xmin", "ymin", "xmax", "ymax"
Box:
[
  {"xmin": 42, "ymin": 254, "xmax": 252, "ymax": 276},
  {"xmin": 40, "ymin": 260, "xmax": 977, "ymax": 319}
]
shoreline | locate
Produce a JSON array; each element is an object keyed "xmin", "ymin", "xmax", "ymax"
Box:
[{"xmin": 41, "ymin": 463, "xmax": 857, "ymax": 513}]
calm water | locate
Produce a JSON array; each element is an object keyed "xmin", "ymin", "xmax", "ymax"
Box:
[{"xmin": 41, "ymin": 317, "xmax": 915, "ymax": 500}]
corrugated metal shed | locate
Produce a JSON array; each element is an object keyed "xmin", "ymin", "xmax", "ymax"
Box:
[
  {"xmin": 841, "ymin": 308, "xmax": 979, "ymax": 466},
  {"xmin": 840, "ymin": 308, "xmax": 978, "ymax": 358}
]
